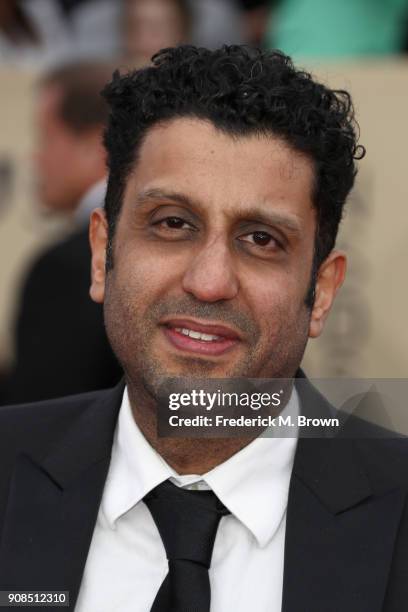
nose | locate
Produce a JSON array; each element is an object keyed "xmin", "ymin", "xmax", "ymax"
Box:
[{"xmin": 182, "ymin": 239, "xmax": 240, "ymax": 303}]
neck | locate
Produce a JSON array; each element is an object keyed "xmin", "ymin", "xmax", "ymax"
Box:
[{"xmin": 127, "ymin": 383, "xmax": 256, "ymax": 474}]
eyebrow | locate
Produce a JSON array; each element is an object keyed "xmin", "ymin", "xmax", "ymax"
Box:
[
  {"xmin": 135, "ymin": 188, "xmax": 197, "ymax": 210},
  {"xmin": 134, "ymin": 188, "xmax": 302, "ymax": 235}
]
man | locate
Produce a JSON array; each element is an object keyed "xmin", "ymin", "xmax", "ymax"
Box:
[
  {"xmin": 124, "ymin": 0, "xmax": 192, "ymax": 67},
  {"xmin": 2, "ymin": 61, "xmax": 122, "ymax": 404},
  {"xmin": 0, "ymin": 46, "xmax": 407, "ymax": 611}
]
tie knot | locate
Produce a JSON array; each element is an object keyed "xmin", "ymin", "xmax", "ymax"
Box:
[{"xmin": 144, "ymin": 480, "xmax": 229, "ymax": 568}]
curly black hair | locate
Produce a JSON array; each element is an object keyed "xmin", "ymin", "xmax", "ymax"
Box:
[{"xmin": 102, "ymin": 45, "xmax": 365, "ymax": 281}]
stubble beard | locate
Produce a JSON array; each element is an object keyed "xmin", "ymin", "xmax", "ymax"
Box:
[{"xmin": 104, "ymin": 287, "xmax": 311, "ymax": 409}]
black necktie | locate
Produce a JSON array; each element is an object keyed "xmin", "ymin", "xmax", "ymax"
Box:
[{"xmin": 144, "ymin": 480, "xmax": 230, "ymax": 612}]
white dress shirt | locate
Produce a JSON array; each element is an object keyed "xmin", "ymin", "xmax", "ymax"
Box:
[{"xmin": 75, "ymin": 387, "xmax": 298, "ymax": 612}]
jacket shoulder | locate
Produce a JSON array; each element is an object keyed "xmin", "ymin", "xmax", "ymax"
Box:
[
  {"xmin": 0, "ymin": 388, "xmax": 111, "ymax": 462},
  {"xmin": 21, "ymin": 228, "xmax": 90, "ymax": 294}
]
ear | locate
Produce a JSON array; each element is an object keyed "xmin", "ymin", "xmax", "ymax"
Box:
[
  {"xmin": 309, "ymin": 250, "xmax": 347, "ymax": 338},
  {"xmin": 89, "ymin": 208, "xmax": 108, "ymax": 304}
]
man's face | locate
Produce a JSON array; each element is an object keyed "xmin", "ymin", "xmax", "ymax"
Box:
[
  {"xmin": 33, "ymin": 85, "xmax": 101, "ymax": 212},
  {"xmin": 91, "ymin": 118, "xmax": 344, "ymax": 393}
]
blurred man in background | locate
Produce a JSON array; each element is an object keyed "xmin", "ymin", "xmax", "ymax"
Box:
[
  {"xmin": 1, "ymin": 60, "xmax": 122, "ymax": 404},
  {"xmin": 124, "ymin": 0, "xmax": 192, "ymax": 67}
]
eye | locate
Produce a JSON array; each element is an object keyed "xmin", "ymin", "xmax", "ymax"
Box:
[
  {"xmin": 155, "ymin": 216, "xmax": 192, "ymax": 230},
  {"xmin": 239, "ymin": 230, "xmax": 282, "ymax": 250},
  {"xmin": 151, "ymin": 215, "xmax": 198, "ymax": 240}
]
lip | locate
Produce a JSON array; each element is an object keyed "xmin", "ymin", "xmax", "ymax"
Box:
[
  {"xmin": 161, "ymin": 318, "xmax": 241, "ymax": 340},
  {"xmin": 160, "ymin": 318, "xmax": 241, "ymax": 357},
  {"xmin": 162, "ymin": 327, "xmax": 239, "ymax": 356}
]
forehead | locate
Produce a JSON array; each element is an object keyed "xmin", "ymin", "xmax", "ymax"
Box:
[{"xmin": 125, "ymin": 117, "xmax": 315, "ymax": 221}]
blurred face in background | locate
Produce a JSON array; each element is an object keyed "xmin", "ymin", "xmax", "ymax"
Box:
[
  {"xmin": 33, "ymin": 84, "xmax": 105, "ymax": 213},
  {"xmin": 124, "ymin": 0, "xmax": 189, "ymax": 66}
]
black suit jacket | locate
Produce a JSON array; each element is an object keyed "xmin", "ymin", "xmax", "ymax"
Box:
[
  {"xmin": 0, "ymin": 377, "xmax": 407, "ymax": 611},
  {"xmin": 1, "ymin": 228, "xmax": 122, "ymax": 405}
]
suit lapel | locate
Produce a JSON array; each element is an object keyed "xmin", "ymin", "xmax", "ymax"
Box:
[
  {"xmin": 282, "ymin": 378, "xmax": 406, "ymax": 612},
  {"xmin": 0, "ymin": 381, "xmax": 124, "ymax": 610}
]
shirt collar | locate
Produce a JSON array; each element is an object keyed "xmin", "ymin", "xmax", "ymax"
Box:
[
  {"xmin": 203, "ymin": 393, "xmax": 298, "ymax": 547},
  {"xmin": 101, "ymin": 387, "xmax": 178, "ymax": 528},
  {"xmin": 102, "ymin": 386, "xmax": 298, "ymax": 548}
]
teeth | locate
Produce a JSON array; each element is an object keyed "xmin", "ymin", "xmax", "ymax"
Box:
[{"xmin": 174, "ymin": 327, "xmax": 221, "ymax": 342}]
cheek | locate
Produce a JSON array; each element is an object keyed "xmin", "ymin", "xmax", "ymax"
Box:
[
  {"xmin": 111, "ymin": 250, "xmax": 178, "ymax": 319},
  {"xmin": 36, "ymin": 148, "xmax": 57, "ymax": 177},
  {"xmin": 115, "ymin": 237, "xmax": 189, "ymax": 292},
  {"xmin": 245, "ymin": 268, "xmax": 304, "ymax": 315},
  {"xmin": 40, "ymin": 145, "xmax": 76, "ymax": 188},
  {"xmin": 244, "ymin": 270, "xmax": 309, "ymax": 342}
]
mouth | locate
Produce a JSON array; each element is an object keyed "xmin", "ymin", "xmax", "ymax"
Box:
[{"xmin": 160, "ymin": 317, "xmax": 241, "ymax": 357}]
